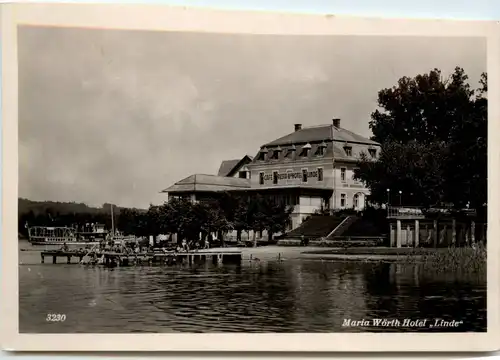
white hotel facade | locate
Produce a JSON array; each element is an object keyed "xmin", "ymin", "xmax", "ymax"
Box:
[{"xmin": 163, "ymin": 118, "xmax": 381, "ymax": 230}]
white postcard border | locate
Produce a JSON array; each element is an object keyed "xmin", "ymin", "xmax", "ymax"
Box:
[{"xmin": 1, "ymin": 3, "xmax": 499, "ymax": 352}]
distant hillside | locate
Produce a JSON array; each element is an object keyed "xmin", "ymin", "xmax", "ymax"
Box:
[{"xmin": 18, "ymin": 198, "xmax": 140, "ymax": 216}]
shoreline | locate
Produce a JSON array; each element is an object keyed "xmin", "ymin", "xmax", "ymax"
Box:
[
  {"xmin": 20, "ymin": 242, "xmax": 481, "ymax": 263},
  {"xmin": 300, "ymin": 253, "xmax": 423, "ymax": 261}
]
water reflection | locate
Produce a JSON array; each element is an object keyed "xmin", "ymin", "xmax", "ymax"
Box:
[{"xmin": 19, "ymin": 253, "xmax": 486, "ymax": 333}]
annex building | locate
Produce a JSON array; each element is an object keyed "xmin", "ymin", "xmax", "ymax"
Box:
[{"xmin": 162, "ymin": 118, "xmax": 381, "ymax": 230}]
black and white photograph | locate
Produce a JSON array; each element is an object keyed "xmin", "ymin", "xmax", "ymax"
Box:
[{"xmin": 2, "ymin": 3, "xmax": 499, "ymax": 352}]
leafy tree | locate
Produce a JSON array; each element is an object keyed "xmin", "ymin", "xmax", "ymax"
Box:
[
  {"xmin": 217, "ymin": 192, "xmax": 250, "ymax": 242},
  {"xmin": 157, "ymin": 198, "xmax": 193, "ymax": 243},
  {"xmin": 444, "ymin": 72, "xmax": 487, "ymax": 208},
  {"xmin": 263, "ymin": 198, "xmax": 294, "ymax": 242},
  {"xmin": 356, "ymin": 141, "xmax": 449, "ymax": 207},
  {"xmin": 197, "ymin": 200, "xmax": 233, "ymax": 246},
  {"xmin": 355, "ymin": 67, "xmax": 487, "ymax": 209},
  {"xmin": 245, "ymin": 194, "xmax": 268, "ymax": 246},
  {"xmin": 369, "ymin": 67, "xmax": 475, "ymax": 145}
]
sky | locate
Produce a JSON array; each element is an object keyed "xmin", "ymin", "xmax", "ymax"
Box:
[{"xmin": 18, "ymin": 26, "xmax": 486, "ymax": 208}]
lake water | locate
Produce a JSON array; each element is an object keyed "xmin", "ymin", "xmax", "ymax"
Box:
[{"xmin": 18, "ymin": 241, "xmax": 486, "ymax": 333}]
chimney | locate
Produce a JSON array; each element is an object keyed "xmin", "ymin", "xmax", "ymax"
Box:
[
  {"xmin": 332, "ymin": 118, "xmax": 341, "ymax": 128},
  {"xmin": 294, "ymin": 124, "xmax": 302, "ymax": 132}
]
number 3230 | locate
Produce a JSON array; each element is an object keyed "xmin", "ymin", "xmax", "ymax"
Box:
[{"xmin": 46, "ymin": 313, "xmax": 66, "ymax": 322}]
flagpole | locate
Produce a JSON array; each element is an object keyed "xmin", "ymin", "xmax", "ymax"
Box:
[{"xmin": 111, "ymin": 204, "xmax": 115, "ymax": 237}]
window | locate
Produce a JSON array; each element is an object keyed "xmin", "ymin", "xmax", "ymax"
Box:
[
  {"xmin": 259, "ymin": 172, "xmax": 264, "ymax": 185},
  {"xmin": 315, "ymin": 142, "xmax": 327, "ymax": 156},
  {"xmin": 285, "ymin": 170, "xmax": 292, "ymax": 184},
  {"xmin": 344, "ymin": 145, "xmax": 352, "ymax": 156},
  {"xmin": 340, "ymin": 167, "xmax": 346, "ymax": 181},
  {"xmin": 300, "ymin": 143, "xmax": 311, "ymax": 157},
  {"xmin": 368, "ymin": 148, "xmax": 377, "ymax": 158},
  {"xmin": 285, "ymin": 146, "xmax": 296, "ymax": 158},
  {"xmin": 302, "ymin": 169, "xmax": 308, "ymax": 183},
  {"xmin": 340, "ymin": 194, "xmax": 346, "ymax": 208},
  {"xmin": 271, "ymin": 147, "xmax": 281, "ymax": 159},
  {"xmin": 257, "ymin": 148, "xmax": 268, "ymax": 161},
  {"xmin": 353, "ymin": 194, "xmax": 359, "ymax": 208},
  {"xmin": 273, "ymin": 171, "xmax": 278, "ymax": 185},
  {"xmin": 239, "ymin": 171, "xmax": 247, "ymax": 179},
  {"xmin": 318, "ymin": 168, "xmax": 324, "ymax": 182}
]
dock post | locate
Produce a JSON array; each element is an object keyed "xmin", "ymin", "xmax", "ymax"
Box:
[
  {"xmin": 414, "ymin": 220, "xmax": 419, "ymax": 248},
  {"xmin": 52, "ymin": 256, "xmax": 57, "ymax": 264},
  {"xmin": 67, "ymin": 256, "xmax": 71, "ymax": 264},
  {"xmin": 406, "ymin": 224, "xmax": 411, "ymax": 247},
  {"xmin": 452, "ymin": 219, "xmax": 457, "ymax": 245},
  {"xmin": 41, "ymin": 254, "xmax": 45, "ymax": 264},
  {"xmin": 396, "ymin": 220, "xmax": 402, "ymax": 248},
  {"xmin": 433, "ymin": 220, "xmax": 438, "ymax": 248}
]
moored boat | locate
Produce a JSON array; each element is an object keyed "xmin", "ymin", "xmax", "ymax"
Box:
[
  {"xmin": 27, "ymin": 225, "xmax": 103, "ymax": 246},
  {"xmin": 26, "ymin": 205, "xmax": 138, "ymax": 246}
]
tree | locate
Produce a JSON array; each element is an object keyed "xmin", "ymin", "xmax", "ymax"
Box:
[
  {"xmin": 444, "ymin": 72, "xmax": 487, "ymax": 208},
  {"xmin": 197, "ymin": 200, "xmax": 233, "ymax": 247},
  {"xmin": 355, "ymin": 67, "xmax": 487, "ymax": 209},
  {"xmin": 217, "ymin": 192, "xmax": 250, "ymax": 242},
  {"xmin": 246, "ymin": 194, "xmax": 269, "ymax": 247},
  {"xmin": 369, "ymin": 67, "xmax": 475, "ymax": 145},
  {"xmin": 157, "ymin": 198, "xmax": 193, "ymax": 243},
  {"xmin": 263, "ymin": 198, "xmax": 293, "ymax": 242},
  {"xmin": 355, "ymin": 141, "xmax": 448, "ymax": 207},
  {"xmin": 146, "ymin": 205, "xmax": 163, "ymax": 244}
]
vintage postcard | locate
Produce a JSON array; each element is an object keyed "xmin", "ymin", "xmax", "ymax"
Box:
[{"xmin": 1, "ymin": 3, "xmax": 500, "ymax": 352}]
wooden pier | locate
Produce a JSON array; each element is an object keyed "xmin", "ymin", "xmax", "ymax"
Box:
[{"xmin": 40, "ymin": 248, "xmax": 242, "ymax": 267}]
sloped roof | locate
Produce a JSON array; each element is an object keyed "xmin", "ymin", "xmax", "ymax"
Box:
[
  {"xmin": 263, "ymin": 124, "xmax": 379, "ymax": 147},
  {"xmin": 217, "ymin": 155, "xmax": 254, "ymax": 177},
  {"xmin": 217, "ymin": 159, "xmax": 240, "ymax": 176},
  {"xmin": 250, "ymin": 139, "xmax": 380, "ymax": 165},
  {"xmin": 161, "ymin": 174, "xmax": 251, "ymax": 193}
]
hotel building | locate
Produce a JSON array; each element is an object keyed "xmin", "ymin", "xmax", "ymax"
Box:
[{"xmin": 162, "ymin": 118, "xmax": 381, "ymax": 230}]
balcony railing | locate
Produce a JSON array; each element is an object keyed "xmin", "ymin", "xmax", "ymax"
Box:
[
  {"xmin": 387, "ymin": 206, "xmax": 479, "ymax": 219},
  {"xmin": 387, "ymin": 206, "xmax": 425, "ymax": 218}
]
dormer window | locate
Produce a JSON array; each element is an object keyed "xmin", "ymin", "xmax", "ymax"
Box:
[
  {"xmin": 343, "ymin": 143, "xmax": 352, "ymax": 157},
  {"xmin": 270, "ymin": 146, "xmax": 282, "ymax": 160},
  {"xmin": 239, "ymin": 171, "xmax": 248, "ymax": 179},
  {"xmin": 257, "ymin": 147, "xmax": 268, "ymax": 161},
  {"xmin": 368, "ymin": 147, "xmax": 377, "ymax": 158},
  {"xmin": 315, "ymin": 141, "xmax": 327, "ymax": 156},
  {"xmin": 285, "ymin": 145, "xmax": 296, "ymax": 158},
  {"xmin": 299, "ymin": 143, "xmax": 311, "ymax": 157}
]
